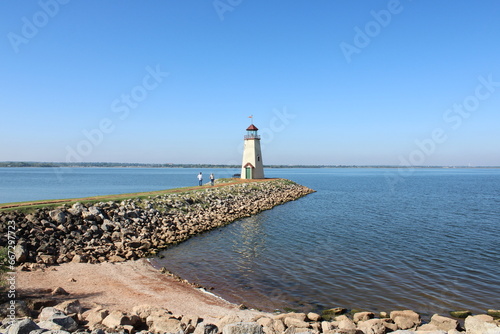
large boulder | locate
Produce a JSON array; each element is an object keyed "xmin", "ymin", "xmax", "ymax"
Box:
[
  {"xmin": 193, "ymin": 322, "xmax": 218, "ymax": 334},
  {"xmin": 357, "ymin": 319, "xmax": 386, "ymax": 334},
  {"xmin": 102, "ymin": 310, "xmax": 140, "ymax": 329},
  {"xmin": 332, "ymin": 315, "xmax": 357, "ymax": 332},
  {"xmin": 184, "ymin": 314, "xmax": 200, "ymax": 326},
  {"xmin": 49, "ymin": 210, "xmax": 67, "ymax": 224},
  {"xmin": 390, "ymin": 310, "xmax": 421, "ymax": 330},
  {"xmin": 68, "ymin": 203, "xmax": 84, "ymax": 215},
  {"xmin": 306, "ymin": 312, "xmax": 321, "ymax": 322},
  {"xmin": 147, "ymin": 316, "xmax": 185, "ymax": 334},
  {"xmin": 71, "ymin": 254, "xmax": 88, "ymax": 263},
  {"xmin": 54, "ymin": 300, "xmax": 82, "ymax": 315},
  {"xmin": 353, "ymin": 312, "xmax": 375, "ymax": 324},
  {"xmin": 39, "ymin": 307, "xmax": 65, "ymax": 321},
  {"xmin": 223, "ymin": 322, "xmax": 264, "ymax": 334},
  {"xmin": 256, "ymin": 317, "xmax": 286, "ymax": 334},
  {"xmin": 5, "ymin": 318, "xmax": 39, "ymax": 334},
  {"xmin": 14, "ymin": 241, "xmax": 28, "ymax": 263},
  {"xmin": 418, "ymin": 314, "xmax": 459, "ymax": 332},
  {"xmin": 83, "ymin": 307, "xmax": 109, "ymax": 329},
  {"xmin": 217, "ymin": 315, "xmax": 243, "ymax": 331},
  {"xmin": 320, "ymin": 321, "xmax": 334, "ymax": 333},
  {"xmin": 274, "ymin": 313, "xmax": 307, "ymax": 322},
  {"xmin": 132, "ymin": 304, "xmax": 169, "ymax": 320},
  {"xmin": 283, "ymin": 317, "xmax": 310, "ymax": 329},
  {"xmin": 39, "ymin": 255, "xmax": 57, "ymax": 265},
  {"xmin": 464, "ymin": 314, "xmax": 500, "ymax": 334},
  {"xmin": 38, "ymin": 314, "xmax": 78, "ymax": 332},
  {"xmin": 389, "ymin": 331, "xmax": 445, "ymax": 334},
  {"xmin": 37, "ymin": 320, "xmax": 64, "ymax": 331}
]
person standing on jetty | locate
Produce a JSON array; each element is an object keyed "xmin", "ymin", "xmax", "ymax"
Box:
[
  {"xmin": 197, "ymin": 172, "xmax": 203, "ymax": 186},
  {"xmin": 210, "ymin": 173, "xmax": 215, "ymax": 186}
]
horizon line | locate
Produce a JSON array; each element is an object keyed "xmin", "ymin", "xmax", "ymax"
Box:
[{"xmin": 1, "ymin": 161, "xmax": 500, "ymax": 168}]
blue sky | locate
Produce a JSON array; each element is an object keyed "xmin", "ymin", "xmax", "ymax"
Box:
[{"xmin": 1, "ymin": 1, "xmax": 499, "ymax": 166}]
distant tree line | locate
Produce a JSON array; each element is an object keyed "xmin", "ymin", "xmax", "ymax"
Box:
[
  {"xmin": 0, "ymin": 162, "xmax": 367, "ymax": 168},
  {"xmin": 0, "ymin": 162, "xmax": 495, "ymax": 168},
  {"xmin": 0, "ymin": 162, "xmax": 240, "ymax": 168}
]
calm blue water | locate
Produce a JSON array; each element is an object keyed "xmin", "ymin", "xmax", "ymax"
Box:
[
  {"xmin": 2, "ymin": 167, "xmax": 499, "ymax": 316},
  {"xmin": 0, "ymin": 167, "xmax": 240, "ymax": 203}
]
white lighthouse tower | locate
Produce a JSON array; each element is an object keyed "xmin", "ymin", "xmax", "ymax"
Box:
[{"xmin": 241, "ymin": 122, "xmax": 265, "ymax": 179}]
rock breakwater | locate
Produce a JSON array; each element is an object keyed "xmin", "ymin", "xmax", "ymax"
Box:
[
  {"xmin": 0, "ymin": 179, "xmax": 315, "ymax": 265},
  {"xmin": 2, "ymin": 297, "xmax": 500, "ymax": 334}
]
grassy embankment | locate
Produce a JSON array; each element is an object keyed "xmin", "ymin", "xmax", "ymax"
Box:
[{"xmin": 0, "ymin": 178, "xmax": 282, "ymax": 214}]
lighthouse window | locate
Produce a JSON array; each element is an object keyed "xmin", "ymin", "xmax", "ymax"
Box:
[{"xmin": 257, "ymin": 156, "xmax": 260, "ymax": 162}]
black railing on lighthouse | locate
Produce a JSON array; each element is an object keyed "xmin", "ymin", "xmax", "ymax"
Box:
[{"xmin": 244, "ymin": 134, "xmax": 261, "ymax": 140}]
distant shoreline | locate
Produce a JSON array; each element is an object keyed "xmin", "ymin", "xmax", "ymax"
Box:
[{"xmin": 1, "ymin": 162, "xmax": 499, "ymax": 169}]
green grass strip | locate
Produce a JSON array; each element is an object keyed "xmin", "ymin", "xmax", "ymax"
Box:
[{"xmin": 0, "ymin": 178, "xmax": 281, "ymax": 213}]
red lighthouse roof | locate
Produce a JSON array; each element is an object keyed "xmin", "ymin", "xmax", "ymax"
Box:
[{"xmin": 246, "ymin": 124, "xmax": 258, "ymax": 131}]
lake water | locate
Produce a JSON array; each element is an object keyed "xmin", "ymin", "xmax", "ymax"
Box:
[
  {"xmin": 0, "ymin": 167, "xmax": 240, "ymax": 203},
  {"xmin": 2, "ymin": 167, "xmax": 499, "ymax": 317}
]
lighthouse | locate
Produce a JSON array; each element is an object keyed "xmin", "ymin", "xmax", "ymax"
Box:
[{"xmin": 241, "ymin": 123, "xmax": 265, "ymax": 179}]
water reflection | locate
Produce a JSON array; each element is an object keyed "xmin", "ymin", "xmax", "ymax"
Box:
[
  {"xmin": 233, "ymin": 216, "xmax": 267, "ymax": 264},
  {"xmin": 152, "ymin": 169, "xmax": 500, "ymax": 315}
]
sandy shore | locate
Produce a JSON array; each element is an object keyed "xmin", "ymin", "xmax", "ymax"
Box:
[
  {"xmin": 16, "ymin": 259, "xmax": 263, "ymax": 323},
  {"xmin": 14, "ymin": 260, "xmax": 500, "ymax": 333}
]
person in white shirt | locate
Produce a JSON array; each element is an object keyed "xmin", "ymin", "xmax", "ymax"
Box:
[{"xmin": 197, "ymin": 172, "xmax": 203, "ymax": 186}]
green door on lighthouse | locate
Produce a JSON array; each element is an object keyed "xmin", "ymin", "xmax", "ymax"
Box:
[{"xmin": 245, "ymin": 167, "xmax": 252, "ymax": 179}]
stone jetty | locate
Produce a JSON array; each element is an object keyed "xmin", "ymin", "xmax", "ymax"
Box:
[{"xmin": 0, "ymin": 179, "xmax": 314, "ymax": 265}]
